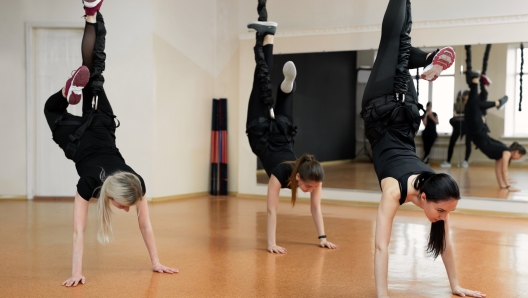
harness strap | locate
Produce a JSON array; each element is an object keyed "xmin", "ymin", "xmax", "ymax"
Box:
[
  {"xmin": 54, "ymin": 108, "xmax": 120, "ymax": 160},
  {"xmin": 246, "ymin": 115, "xmax": 297, "ymax": 156}
]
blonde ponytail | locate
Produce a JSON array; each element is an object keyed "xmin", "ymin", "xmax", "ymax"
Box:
[
  {"xmin": 97, "ymin": 171, "xmax": 143, "ymax": 244},
  {"xmin": 283, "ymin": 154, "xmax": 324, "ymax": 206}
]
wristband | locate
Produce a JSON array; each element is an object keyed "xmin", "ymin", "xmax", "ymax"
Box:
[{"xmin": 318, "ymin": 235, "xmax": 326, "ymax": 239}]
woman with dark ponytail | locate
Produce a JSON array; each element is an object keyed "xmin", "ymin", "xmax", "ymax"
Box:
[
  {"xmin": 464, "ymin": 45, "xmax": 526, "ymax": 190},
  {"xmin": 360, "ymin": 1, "xmax": 484, "ymax": 297},
  {"xmin": 245, "ymin": 2, "xmax": 337, "ymax": 254}
]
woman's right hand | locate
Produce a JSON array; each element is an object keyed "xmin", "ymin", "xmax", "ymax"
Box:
[
  {"xmin": 268, "ymin": 245, "xmax": 287, "ymax": 254},
  {"xmin": 62, "ymin": 273, "xmax": 86, "ymax": 287}
]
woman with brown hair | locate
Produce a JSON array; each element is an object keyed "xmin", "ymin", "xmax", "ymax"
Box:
[
  {"xmin": 245, "ymin": 3, "xmax": 338, "ymax": 254},
  {"xmin": 464, "ymin": 45, "xmax": 526, "ymax": 190}
]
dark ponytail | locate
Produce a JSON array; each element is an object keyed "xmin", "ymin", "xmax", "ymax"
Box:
[
  {"xmin": 510, "ymin": 142, "xmax": 526, "ymax": 155},
  {"xmin": 283, "ymin": 154, "xmax": 324, "ymax": 206},
  {"xmin": 413, "ymin": 172, "xmax": 460, "ymax": 259}
]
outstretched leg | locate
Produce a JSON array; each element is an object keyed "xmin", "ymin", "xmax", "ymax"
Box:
[
  {"xmin": 81, "ymin": 9, "xmax": 112, "ymax": 115},
  {"xmin": 274, "ymin": 62, "xmax": 296, "ymax": 122},
  {"xmin": 246, "ymin": 34, "xmax": 275, "ymax": 128},
  {"xmin": 362, "ymin": 0, "xmax": 408, "ymax": 105}
]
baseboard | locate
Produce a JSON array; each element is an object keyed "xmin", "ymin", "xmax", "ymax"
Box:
[
  {"xmin": 0, "ymin": 196, "xmax": 28, "ymax": 200},
  {"xmin": 152, "ymin": 192, "xmax": 209, "ymax": 203},
  {"xmin": 236, "ymin": 193, "xmax": 528, "ymax": 218}
]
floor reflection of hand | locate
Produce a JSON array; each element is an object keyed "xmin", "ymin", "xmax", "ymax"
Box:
[{"xmin": 508, "ymin": 187, "xmax": 521, "ymax": 192}]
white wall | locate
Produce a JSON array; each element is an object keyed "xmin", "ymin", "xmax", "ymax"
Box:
[{"xmin": 1, "ymin": 0, "xmax": 527, "ymax": 199}]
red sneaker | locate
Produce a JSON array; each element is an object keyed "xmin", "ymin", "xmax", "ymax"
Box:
[
  {"xmin": 421, "ymin": 46, "xmax": 456, "ymax": 82},
  {"xmin": 480, "ymin": 74, "xmax": 492, "ymax": 86},
  {"xmin": 65, "ymin": 66, "xmax": 90, "ymax": 105},
  {"xmin": 84, "ymin": 0, "xmax": 104, "ymax": 16}
]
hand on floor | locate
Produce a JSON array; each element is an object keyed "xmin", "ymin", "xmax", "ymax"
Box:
[
  {"xmin": 152, "ymin": 263, "xmax": 179, "ymax": 274},
  {"xmin": 452, "ymin": 285, "xmax": 486, "ymax": 297},
  {"xmin": 62, "ymin": 273, "xmax": 85, "ymax": 287},
  {"xmin": 319, "ymin": 240, "xmax": 339, "ymax": 249},
  {"xmin": 508, "ymin": 187, "xmax": 520, "ymax": 192},
  {"xmin": 268, "ymin": 245, "xmax": 287, "ymax": 254}
]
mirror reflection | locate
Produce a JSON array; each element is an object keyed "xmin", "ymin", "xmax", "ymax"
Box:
[{"xmin": 256, "ymin": 42, "xmax": 528, "ymax": 202}]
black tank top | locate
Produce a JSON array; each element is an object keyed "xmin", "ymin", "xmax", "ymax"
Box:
[{"xmin": 373, "ymin": 122, "xmax": 434, "ymax": 205}]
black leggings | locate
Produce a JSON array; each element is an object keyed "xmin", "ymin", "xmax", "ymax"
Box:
[
  {"xmin": 246, "ymin": 40, "xmax": 295, "ymax": 153},
  {"xmin": 44, "ymin": 14, "xmax": 113, "ymax": 132},
  {"xmin": 446, "ymin": 120, "xmax": 471, "ymax": 162},
  {"xmin": 464, "ymin": 46, "xmax": 496, "ymax": 133},
  {"xmin": 422, "ymin": 131, "xmax": 437, "ymax": 160},
  {"xmin": 362, "ymin": 0, "xmax": 427, "ymax": 110}
]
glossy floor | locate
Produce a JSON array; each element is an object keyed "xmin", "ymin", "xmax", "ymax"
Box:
[
  {"xmin": 1, "ymin": 196, "xmax": 528, "ymax": 297},
  {"xmin": 257, "ymin": 161, "xmax": 528, "ymax": 200}
]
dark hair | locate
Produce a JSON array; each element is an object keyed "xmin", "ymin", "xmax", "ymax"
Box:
[
  {"xmin": 510, "ymin": 142, "xmax": 526, "ymax": 155},
  {"xmin": 426, "ymin": 102, "xmax": 432, "ymax": 108},
  {"xmin": 413, "ymin": 172, "xmax": 460, "ymax": 259},
  {"xmin": 283, "ymin": 154, "xmax": 324, "ymax": 206}
]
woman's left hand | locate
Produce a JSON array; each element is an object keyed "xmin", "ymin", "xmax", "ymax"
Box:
[
  {"xmin": 319, "ymin": 240, "xmax": 339, "ymax": 249},
  {"xmin": 152, "ymin": 263, "xmax": 179, "ymax": 274},
  {"xmin": 452, "ymin": 285, "xmax": 486, "ymax": 297}
]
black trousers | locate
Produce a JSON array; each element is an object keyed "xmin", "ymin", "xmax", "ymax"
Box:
[
  {"xmin": 361, "ymin": 0, "xmax": 428, "ymax": 145},
  {"xmin": 246, "ymin": 41, "xmax": 296, "ymax": 156},
  {"xmin": 422, "ymin": 131, "xmax": 437, "ymax": 160},
  {"xmin": 447, "ymin": 119, "xmax": 471, "ymax": 162},
  {"xmin": 43, "ymin": 13, "xmax": 112, "ymax": 148}
]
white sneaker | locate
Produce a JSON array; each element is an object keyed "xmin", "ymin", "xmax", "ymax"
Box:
[
  {"xmin": 440, "ymin": 161, "xmax": 451, "ymax": 168},
  {"xmin": 280, "ymin": 61, "xmax": 296, "ymax": 94},
  {"xmin": 461, "ymin": 161, "xmax": 468, "ymax": 168}
]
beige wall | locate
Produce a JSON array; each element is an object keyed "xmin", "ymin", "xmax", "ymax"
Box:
[{"xmin": 1, "ymin": 0, "xmax": 527, "ymax": 199}]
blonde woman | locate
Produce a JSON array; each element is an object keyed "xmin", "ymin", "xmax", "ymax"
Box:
[
  {"xmin": 44, "ymin": 2, "xmax": 177, "ymax": 287},
  {"xmin": 245, "ymin": 2, "xmax": 338, "ymax": 254}
]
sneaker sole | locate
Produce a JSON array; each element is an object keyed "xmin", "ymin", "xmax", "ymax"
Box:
[
  {"xmin": 280, "ymin": 61, "xmax": 296, "ymax": 93},
  {"xmin": 247, "ymin": 22, "xmax": 278, "ymax": 34},
  {"xmin": 84, "ymin": 0, "xmax": 102, "ymax": 8},
  {"xmin": 421, "ymin": 47, "xmax": 455, "ymax": 81},
  {"xmin": 497, "ymin": 96, "xmax": 508, "ymax": 110},
  {"xmin": 67, "ymin": 66, "xmax": 90, "ymax": 105}
]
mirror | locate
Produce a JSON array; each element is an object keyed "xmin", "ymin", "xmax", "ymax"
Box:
[{"xmin": 256, "ymin": 42, "xmax": 528, "ymax": 203}]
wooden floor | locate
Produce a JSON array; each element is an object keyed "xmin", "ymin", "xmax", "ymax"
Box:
[
  {"xmin": 1, "ymin": 196, "xmax": 528, "ymax": 297},
  {"xmin": 257, "ymin": 161, "xmax": 528, "ymax": 200}
]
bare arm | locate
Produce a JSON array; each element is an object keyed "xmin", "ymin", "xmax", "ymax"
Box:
[
  {"xmin": 500, "ymin": 151, "xmax": 511, "ymax": 188},
  {"xmin": 441, "ymin": 215, "xmax": 459, "ymax": 290},
  {"xmin": 267, "ymin": 175, "xmax": 285, "ymax": 253},
  {"xmin": 375, "ymin": 179, "xmax": 401, "ymax": 298},
  {"xmin": 495, "ymin": 151, "xmax": 511, "ymax": 188},
  {"xmin": 62, "ymin": 192, "xmax": 89, "ymax": 287},
  {"xmin": 310, "ymin": 183, "xmax": 338, "ymax": 249},
  {"xmin": 432, "ymin": 113, "xmax": 439, "ymax": 125},
  {"xmin": 443, "ymin": 216, "xmax": 486, "ymax": 297},
  {"xmin": 137, "ymin": 196, "xmax": 178, "ymax": 273}
]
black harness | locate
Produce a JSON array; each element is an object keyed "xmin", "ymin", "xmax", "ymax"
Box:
[
  {"xmin": 246, "ymin": 115, "xmax": 297, "ymax": 156},
  {"xmin": 53, "ymin": 109, "xmax": 120, "ymax": 160},
  {"xmin": 361, "ymin": 94, "xmax": 425, "ymax": 147}
]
